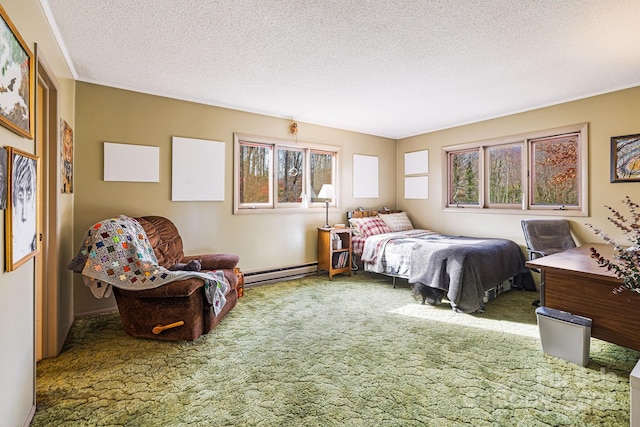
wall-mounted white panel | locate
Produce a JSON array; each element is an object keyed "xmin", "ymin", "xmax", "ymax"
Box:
[
  {"xmin": 353, "ymin": 154, "xmax": 379, "ymax": 198},
  {"xmin": 405, "ymin": 176, "xmax": 429, "ymax": 199},
  {"xmin": 404, "ymin": 150, "xmax": 429, "ymax": 175},
  {"xmin": 104, "ymin": 142, "xmax": 160, "ymax": 182},
  {"xmin": 172, "ymin": 136, "xmax": 225, "ymax": 201}
]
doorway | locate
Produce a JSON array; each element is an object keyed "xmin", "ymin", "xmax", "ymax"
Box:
[{"xmin": 35, "ymin": 48, "xmax": 61, "ymax": 359}]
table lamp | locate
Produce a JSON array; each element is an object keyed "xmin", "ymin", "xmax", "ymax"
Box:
[{"xmin": 318, "ymin": 184, "xmax": 335, "ymax": 228}]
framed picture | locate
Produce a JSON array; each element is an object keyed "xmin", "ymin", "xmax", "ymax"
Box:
[
  {"xmin": 611, "ymin": 134, "xmax": 640, "ymax": 183},
  {"xmin": 0, "ymin": 147, "xmax": 7, "ymax": 209},
  {"xmin": 5, "ymin": 147, "xmax": 38, "ymax": 271},
  {"xmin": 61, "ymin": 119, "xmax": 73, "ymax": 193},
  {"xmin": 0, "ymin": 5, "xmax": 34, "ymax": 139}
]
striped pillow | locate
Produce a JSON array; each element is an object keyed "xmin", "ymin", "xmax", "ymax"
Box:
[
  {"xmin": 349, "ymin": 217, "xmax": 391, "ymax": 237},
  {"xmin": 379, "ymin": 212, "xmax": 413, "ymax": 232}
]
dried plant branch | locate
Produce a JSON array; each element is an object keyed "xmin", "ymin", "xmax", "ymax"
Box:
[{"xmin": 586, "ymin": 196, "xmax": 640, "ymax": 294}]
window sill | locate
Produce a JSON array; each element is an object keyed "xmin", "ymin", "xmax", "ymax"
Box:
[
  {"xmin": 234, "ymin": 206, "xmax": 339, "ymax": 215},
  {"xmin": 442, "ymin": 207, "xmax": 588, "ymax": 217}
]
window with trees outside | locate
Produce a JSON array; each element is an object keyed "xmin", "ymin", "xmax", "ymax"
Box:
[
  {"xmin": 444, "ymin": 123, "xmax": 588, "ymax": 215},
  {"xmin": 234, "ymin": 134, "xmax": 338, "ymax": 213}
]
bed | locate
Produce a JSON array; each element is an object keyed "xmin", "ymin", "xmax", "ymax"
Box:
[{"xmin": 348, "ymin": 210, "xmax": 534, "ymax": 313}]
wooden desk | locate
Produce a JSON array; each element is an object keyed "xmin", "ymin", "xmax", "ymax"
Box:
[{"xmin": 527, "ymin": 244, "xmax": 640, "ymax": 351}]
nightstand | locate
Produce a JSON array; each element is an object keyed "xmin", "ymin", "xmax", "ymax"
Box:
[{"xmin": 317, "ymin": 227, "xmax": 353, "ymax": 280}]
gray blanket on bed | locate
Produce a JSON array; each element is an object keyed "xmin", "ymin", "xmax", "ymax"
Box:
[{"xmin": 408, "ymin": 235, "xmax": 529, "ymax": 313}]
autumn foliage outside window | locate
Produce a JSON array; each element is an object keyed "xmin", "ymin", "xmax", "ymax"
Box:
[
  {"xmin": 236, "ymin": 135, "xmax": 337, "ymax": 212},
  {"xmin": 444, "ymin": 124, "xmax": 587, "ymax": 213},
  {"xmin": 240, "ymin": 143, "xmax": 271, "ymax": 205},
  {"xmin": 531, "ymin": 134, "xmax": 578, "ymax": 206}
]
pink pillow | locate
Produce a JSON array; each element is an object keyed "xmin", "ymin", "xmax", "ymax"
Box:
[{"xmin": 351, "ymin": 217, "xmax": 391, "ymax": 237}]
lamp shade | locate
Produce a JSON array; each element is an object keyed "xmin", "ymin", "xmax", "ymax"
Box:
[{"xmin": 318, "ymin": 184, "xmax": 335, "ymax": 200}]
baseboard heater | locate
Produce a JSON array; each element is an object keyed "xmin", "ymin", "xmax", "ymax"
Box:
[{"xmin": 243, "ymin": 263, "xmax": 318, "ymax": 286}]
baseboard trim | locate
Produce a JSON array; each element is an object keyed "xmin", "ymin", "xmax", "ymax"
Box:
[{"xmin": 244, "ymin": 263, "xmax": 318, "ymax": 286}]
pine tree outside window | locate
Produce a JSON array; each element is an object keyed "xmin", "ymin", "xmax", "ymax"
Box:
[{"xmin": 443, "ymin": 123, "xmax": 588, "ymax": 215}]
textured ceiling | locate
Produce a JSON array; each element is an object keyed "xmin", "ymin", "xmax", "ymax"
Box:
[{"xmin": 41, "ymin": 0, "xmax": 640, "ymax": 139}]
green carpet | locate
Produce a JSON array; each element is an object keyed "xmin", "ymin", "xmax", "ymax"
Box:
[{"xmin": 33, "ymin": 272, "xmax": 639, "ymax": 426}]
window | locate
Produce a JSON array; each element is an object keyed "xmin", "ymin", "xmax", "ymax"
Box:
[
  {"xmin": 443, "ymin": 123, "xmax": 588, "ymax": 215},
  {"xmin": 234, "ymin": 134, "xmax": 338, "ymax": 213},
  {"xmin": 239, "ymin": 142, "xmax": 272, "ymax": 206},
  {"xmin": 487, "ymin": 143, "xmax": 522, "ymax": 207},
  {"xmin": 310, "ymin": 151, "xmax": 334, "ymax": 203},
  {"xmin": 277, "ymin": 147, "xmax": 303, "ymax": 204},
  {"xmin": 530, "ymin": 134, "xmax": 578, "ymax": 207},
  {"xmin": 449, "ymin": 149, "xmax": 480, "ymax": 206}
]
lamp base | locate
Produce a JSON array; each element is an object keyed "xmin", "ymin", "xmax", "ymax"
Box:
[{"xmin": 323, "ymin": 201, "xmax": 331, "ymax": 229}]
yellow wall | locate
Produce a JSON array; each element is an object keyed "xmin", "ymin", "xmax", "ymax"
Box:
[
  {"xmin": 72, "ymin": 82, "xmax": 396, "ymax": 316},
  {"xmin": 397, "ymin": 86, "xmax": 640, "ymax": 248},
  {"xmin": 72, "ymin": 84, "xmax": 640, "ymax": 315},
  {"xmin": 0, "ymin": 0, "xmax": 76, "ymax": 426}
]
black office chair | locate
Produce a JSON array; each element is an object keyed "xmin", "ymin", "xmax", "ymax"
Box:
[{"xmin": 521, "ymin": 219, "xmax": 576, "ymax": 306}]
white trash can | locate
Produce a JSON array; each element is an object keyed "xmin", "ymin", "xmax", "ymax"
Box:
[{"xmin": 536, "ymin": 306, "xmax": 592, "ymax": 367}]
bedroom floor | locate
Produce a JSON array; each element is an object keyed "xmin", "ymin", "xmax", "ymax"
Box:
[{"xmin": 33, "ymin": 272, "xmax": 637, "ymax": 426}]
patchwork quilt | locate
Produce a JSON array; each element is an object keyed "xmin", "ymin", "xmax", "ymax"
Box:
[
  {"xmin": 68, "ymin": 215, "xmax": 228, "ymax": 314},
  {"xmin": 361, "ymin": 229, "xmax": 437, "ymax": 275}
]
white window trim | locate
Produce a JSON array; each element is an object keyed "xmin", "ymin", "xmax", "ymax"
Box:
[
  {"xmin": 234, "ymin": 133, "xmax": 340, "ymax": 214},
  {"xmin": 441, "ymin": 123, "xmax": 589, "ymax": 216}
]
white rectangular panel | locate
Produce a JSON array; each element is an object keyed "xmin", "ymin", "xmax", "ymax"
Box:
[
  {"xmin": 104, "ymin": 142, "xmax": 159, "ymax": 182},
  {"xmin": 405, "ymin": 176, "xmax": 429, "ymax": 199},
  {"xmin": 353, "ymin": 154, "xmax": 379, "ymax": 198},
  {"xmin": 172, "ymin": 136, "xmax": 225, "ymax": 201},
  {"xmin": 404, "ymin": 150, "xmax": 429, "ymax": 175}
]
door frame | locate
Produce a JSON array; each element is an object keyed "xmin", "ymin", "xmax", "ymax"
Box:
[{"xmin": 35, "ymin": 45, "xmax": 62, "ymax": 358}]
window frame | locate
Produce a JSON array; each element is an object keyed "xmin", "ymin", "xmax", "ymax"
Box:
[
  {"xmin": 485, "ymin": 141, "xmax": 525, "ymax": 209},
  {"xmin": 447, "ymin": 147, "xmax": 481, "ymax": 207},
  {"xmin": 234, "ymin": 133, "xmax": 339, "ymax": 214},
  {"xmin": 275, "ymin": 145, "xmax": 305, "ymax": 208},
  {"xmin": 528, "ymin": 132, "xmax": 581, "ymax": 210},
  {"xmin": 308, "ymin": 149, "xmax": 338, "ymax": 206},
  {"xmin": 442, "ymin": 123, "xmax": 588, "ymax": 216},
  {"xmin": 237, "ymin": 141, "xmax": 273, "ymax": 209}
]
